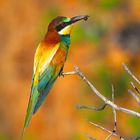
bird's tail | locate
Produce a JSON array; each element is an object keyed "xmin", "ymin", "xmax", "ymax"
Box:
[{"xmin": 20, "ymin": 88, "xmax": 39, "ymax": 139}]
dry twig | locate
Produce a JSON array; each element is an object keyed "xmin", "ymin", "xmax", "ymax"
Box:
[
  {"xmin": 123, "ymin": 64, "xmax": 140, "ymax": 85},
  {"xmin": 85, "ymin": 133, "xmax": 96, "ymax": 140},
  {"xmin": 63, "ymin": 66, "xmax": 140, "ymax": 118},
  {"xmin": 130, "ymin": 82, "xmax": 140, "ymax": 95},
  {"xmin": 62, "ymin": 65, "xmax": 140, "ymax": 140},
  {"xmin": 77, "ymin": 104, "xmax": 107, "ymax": 111},
  {"xmin": 128, "ymin": 89, "xmax": 140, "ymax": 105},
  {"xmin": 89, "ymin": 85, "xmax": 124, "ymax": 140},
  {"xmin": 123, "ymin": 64, "xmax": 140, "ymax": 105}
]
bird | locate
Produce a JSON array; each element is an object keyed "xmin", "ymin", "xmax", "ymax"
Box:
[{"xmin": 21, "ymin": 15, "xmax": 89, "ymax": 137}]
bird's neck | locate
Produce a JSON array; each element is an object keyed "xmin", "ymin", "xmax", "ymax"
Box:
[
  {"xmin": 44, "ymin": 30, "xmax": 60, "ymax": 44},
  {"xmin": 43, "ymin": 30, "xmax": 70, "ymax": 47},
  {"xmin": 60, "ymin": 34, "xmax": 70, "ymax": 46}
]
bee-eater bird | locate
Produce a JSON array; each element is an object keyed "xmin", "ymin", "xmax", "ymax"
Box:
[{"xmin": 22, "ymin": 15, "xmax": 89, "ymax": 137}]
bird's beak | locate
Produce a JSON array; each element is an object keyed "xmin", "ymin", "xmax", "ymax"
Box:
[{"xmin": 70, "ymin": 15, "xmax": 89, "ymax": 24}]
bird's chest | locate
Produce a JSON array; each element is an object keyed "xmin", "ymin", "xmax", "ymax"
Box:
[{"xmin": 52, "ymin": 47, "xmax": 67, "ymax": 66}]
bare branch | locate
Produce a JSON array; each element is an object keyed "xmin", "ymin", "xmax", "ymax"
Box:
[
  {"xmin": 128, "ymin": 89, "xmax": 140, "ymax": 105},
  {"xmin": 85, "ymin": 133, "xmax": 96, "ymax": 140},
  {"xmin": 111, "ymin": 85, "xmax": 117, "ymax": 132},
  {"xmin": 63, "ymin": 66, "xmax": 140, "ymax": 139},
  {"xmin": 61, "ymin": 71, "xmax": 78, "ymax": 75},
  {"xmin": 89, "ymin": 121, "xmax": 115, "ymax": 136},
  {"xmin": 130, "ymin": 82, "xmax": 140, "ymax": 95},
  {"xmin": 77, "ymin": 104, "xmax": 107, "ymax": 111},
  {"xmin": 89, "ymin": 122, "xmax": 125, "ymax": 140},
  {"xmin": 63, "ymin": 67, "xmax": 140, "ymax": 117},
  {"xmin": 104, "ymin": 85, "xmax": 123, "ymax": 140},
  {"xmin": 123, "ymin": 64, "xmax": 140, "ymax": 85},
  {"xmin": 105, "ymin": 133, "xmax": 113, "ymax": 140}
]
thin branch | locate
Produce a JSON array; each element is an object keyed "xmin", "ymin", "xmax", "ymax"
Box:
[
  {"xmin": 61, "ymin": 71, "xmax": 78, "ymax": 75},
  {"xmin": 89, "ymin": 122, "xmax": 125, "ymax": 140},
  {"xmin": 130, "ymin": 82, "xmax": 140, "ymax": 95},
  {"xmin": 77, "ymin": 104, "xmax": 107, "ymax": 111},
  {"xmin": 123, "ymin": 64, "xmax": 140, "ymax": 86},
  {"xmin": 85, "ymin": 133, "xmax": 96, "ymax": 140},
  {"xmin": 63, "ymin": 67, "xmax": 140, "ymax": 117},
  {"xmin": 89, "ymin": 121, "xmax": 116, "ymax": 136},
  {"xmin": 105, "ymin": 133, "xmax": 113, "ymax": 140},
  {"xmin": 104, "ymin": 86, "xmax": 116, "ymax": 140},
  {"xmin": 111, "ymin": 85, "xmax": 117, "ymax": 132},
  {"xmin": 63, "ymin": 66, "xmax": 140, "ymax": 140},
  {"xmin": 104, "ymin": 85, "xmax": 123, "ymax": 140},
  {"xmin": 128, "ymin": 89, "xmax": 140, "ymax": 105}
]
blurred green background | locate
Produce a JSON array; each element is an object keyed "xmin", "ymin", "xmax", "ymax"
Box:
[{"xmin": 0, "ymin": 0, "xmax": 140, "ymax": 139}]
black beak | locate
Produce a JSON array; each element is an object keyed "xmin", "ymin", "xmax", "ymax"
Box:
[{"xmin": 70, "ymin": 15, "xmax": 89, "ymax": 24}]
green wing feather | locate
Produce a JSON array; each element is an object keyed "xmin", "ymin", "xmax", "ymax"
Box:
[
  {"xmin": 33, "ymin": 65, "xmax": 57, "ymax": 114},
  {"xmin": 38, "ymin": 66, "xmax": 54, "ymax": 92}
]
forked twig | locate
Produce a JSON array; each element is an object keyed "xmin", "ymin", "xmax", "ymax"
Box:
[
  {"xmin": 62, "ymin": 65, "xmax": 140, "ymax": 139},
  {"xmin": 63, "ymin": 66, "xmax": 140, "ymax": 117},
  {"xmin": 89, "ymin": 121, "xmax": 124, "ymax": 139}
]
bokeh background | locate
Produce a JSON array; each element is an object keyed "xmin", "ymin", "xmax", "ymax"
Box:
[{"xmin": 0, "ymin": 0, "xmax": 140, "ymax": 140}]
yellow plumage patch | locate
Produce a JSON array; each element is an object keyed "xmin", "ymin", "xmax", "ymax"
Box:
[
  {"xmin": 33, "ymin": 42, "xmax": 60, "ymax": 86},
  {"xmin": 58, "ymin": 25, "xmax": 73, "ymax": 35}
]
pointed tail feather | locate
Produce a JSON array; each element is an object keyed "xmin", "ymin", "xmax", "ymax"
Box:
[{"xmin": 21, "ymin": 88, "xmax": 39, "ymax": 139}]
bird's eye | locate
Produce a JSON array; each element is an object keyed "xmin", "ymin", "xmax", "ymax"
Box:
[
  {"xmin": 56, "ymin": 22, "xmax": 69, "ymax": 31},
  {"xmin": 61, "ymin": 22, "xmax": 66, "ymax": 27}
]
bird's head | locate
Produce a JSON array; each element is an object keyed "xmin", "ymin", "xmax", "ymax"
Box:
[{"xmin": 48, "ymin": 15, "xmax": 89, "ymax": 35}]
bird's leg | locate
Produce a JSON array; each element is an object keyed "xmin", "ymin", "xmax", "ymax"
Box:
[{"xmin": 59, "ymin": 67, "xmax": 64, "ymax": 77}]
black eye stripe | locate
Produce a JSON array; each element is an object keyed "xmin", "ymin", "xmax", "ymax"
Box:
[{"xmin": 56, "ymin": 21, "xmax": 72, "ymax": 31}]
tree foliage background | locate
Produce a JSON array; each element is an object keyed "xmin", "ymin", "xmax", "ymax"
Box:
[{"xmin": 0, "ymin": 0, "xmax": 140, "ymax": 139}]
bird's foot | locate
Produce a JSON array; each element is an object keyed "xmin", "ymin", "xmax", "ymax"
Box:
[{"xmin": 59, "ymin": 71, "xmax": 64, "ymax": 77}]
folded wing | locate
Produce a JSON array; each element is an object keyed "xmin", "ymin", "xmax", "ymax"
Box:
[{"xmin": 23, "ymin": 42, "xmax": 60, "ymax": 130}]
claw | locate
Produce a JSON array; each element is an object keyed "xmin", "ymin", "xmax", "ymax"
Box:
[{"xmin": 59, "ymin": 71, "xmax": 64, "ymax": 77}]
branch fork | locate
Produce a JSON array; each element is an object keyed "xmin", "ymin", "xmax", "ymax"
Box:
[{"xmin": 62, "ymin": 65, "xmax": 140, "ymax": 140}]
